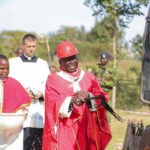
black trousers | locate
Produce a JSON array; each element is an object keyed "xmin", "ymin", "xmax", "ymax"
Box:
[{"xmin": 23, "ymin": 127, "xmax": 43, "ymax": 150}]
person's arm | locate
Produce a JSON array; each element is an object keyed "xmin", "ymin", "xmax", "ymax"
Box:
[
  {"xmin": 59, "ymin": 91, "xmax": 91, "ymax": 117},
  {"xmin": 25, "ymin": 87, "xmax": 43, "ymax": 99},
  {"xmin": 59, "ymin": 97, "xmax": 72, "ymax": 117}
]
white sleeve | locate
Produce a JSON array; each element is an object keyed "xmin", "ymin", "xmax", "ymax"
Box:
[
  {"xmin": 59, "ymin": 97, "xmax": 72, "ymax": 118},
  {"xmin": 40, "ymin": 61, "xmax": 50, "ymax": 96}
]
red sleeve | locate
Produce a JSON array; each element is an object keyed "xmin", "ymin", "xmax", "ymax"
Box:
[
  {"xmin": 3, "ymin": 77, "xmax": 31, "ymax": 113},
  {"xmin": 43, "ymin": 74, "xmax": 72, "ymax": 149}
]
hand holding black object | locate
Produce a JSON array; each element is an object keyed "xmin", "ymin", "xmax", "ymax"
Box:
[{"xmin": 71, "ymin": 91, "xmax": 89, "ymax": 106}]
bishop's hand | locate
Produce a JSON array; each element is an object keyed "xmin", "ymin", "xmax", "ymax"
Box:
[{"xmin": 71, "ymin": 91, "xmax": 89, "ymax": 106}]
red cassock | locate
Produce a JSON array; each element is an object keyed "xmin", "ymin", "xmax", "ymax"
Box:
[
  {"xmin": 43, "ymin": 69, "xmax": 112, "ymax": 150},
  {"xmin": 1, "ymin": 77, "xmax": 31, "ymax": 113}
]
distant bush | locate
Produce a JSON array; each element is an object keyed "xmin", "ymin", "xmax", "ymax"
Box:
[{"xmin": 116, "ymin": 63, "xmax": 144, "ymax": 110}]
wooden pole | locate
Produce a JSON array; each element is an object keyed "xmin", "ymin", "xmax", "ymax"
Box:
[{"xmin": 112, "ymin": 26, "xmax": 117, "ymax": 109}]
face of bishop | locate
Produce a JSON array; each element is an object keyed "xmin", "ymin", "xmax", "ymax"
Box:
[{"xmin": 59, "ymin": 55, "xmax": 78, "ymax": 73}]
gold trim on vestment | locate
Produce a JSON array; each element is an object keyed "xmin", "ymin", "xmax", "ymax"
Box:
[
  {"xmin": 0, "ymin": 82, "xmax": 4, "ymax": 113},
  {"xmin": 91, "ymin": 112, "xmax": 99, "ymax": 150},
  {"xmin": 55, "ymin": 144, "xmax": 58, "ymax": 150},
  {"xmin": 96, "ymin": 106, "xmax": 111, "ymax": 135},
  {"xmin": 71, "ymin": 127, "xmax": 80, "ymax": 150},
  {"xmin": 13, "ymin": 102, "xmax": 31, "ymax": 113}
]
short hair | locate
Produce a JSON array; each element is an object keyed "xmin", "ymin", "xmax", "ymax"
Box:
[
  {"xmin": 22, "ymin": 34, "xmax": 36, "ymax": 44},
  {"xmin": 0, "ymin": 54, "xmax": 8, "ymax": 60}
]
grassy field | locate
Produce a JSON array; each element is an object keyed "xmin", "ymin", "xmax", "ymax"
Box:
[
  {"xmin": 119, "ymin": 61, "xmax": 141, "ymax": 70},
  {"xmin": 79, "ymin": 60, "xmax": 141, "ymax": 70},
  {"xmin": 106, "ymin": 106, "xmax": 150, "ymax": 150}
]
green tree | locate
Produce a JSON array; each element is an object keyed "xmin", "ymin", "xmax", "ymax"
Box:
[
  {"xmin": 57, "ymin": 26, "xmax": 80, "ymax": 41},
  {"xmin": 78, "ymin": 26, "xmax": 87, "ymax": 41},
  {"xmin": 89, "ymin": 21, "xmax": 112, "ymax": 43},
  {"xmin": 88, "ymin": 17, "xmax": 126, "ymax": 57},
  {"xmin": 130, "ymin": 34, "xmax": 143, "ymax": 60},
  {"xmin": 84, "ymin": 0, "xmax": 149, "ymax": 108},
  {"xmin": 0, "ymin": 31, "xmax": 26, "ymax": 57}
]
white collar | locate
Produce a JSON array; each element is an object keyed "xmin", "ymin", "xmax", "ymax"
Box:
[
  {"xmin": 24, "ymin": 53, "xmax": 33, "ymax": 60},
  {"xmin": 57, "ymin": 70, "xmax": 84, "ymax": 83},
  {"xmin": 57, "ymin": 70, "xmax": 85, "ymax": 92}
]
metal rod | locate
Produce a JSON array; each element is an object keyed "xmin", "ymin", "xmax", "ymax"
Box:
[{"xmin": 38, "ymin": 33, "xmax": 52, "ymax": 72}]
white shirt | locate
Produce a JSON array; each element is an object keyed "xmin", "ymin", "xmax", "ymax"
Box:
[
  {"xmin": 9, "ymin": 56, "xmax": 50, "ymax": 95},
  {"xmin": 9, "ymin": 56, "xmax": 50, "ymax": 128}
]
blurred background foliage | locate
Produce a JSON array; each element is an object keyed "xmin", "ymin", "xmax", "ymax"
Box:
[
  {"xmin": 0, "ymin": 0, "xmax": 149, "ymax": 110},
  {"xmin": 0, "ymin": 19, "xmax": 127, "ymax": 61}
]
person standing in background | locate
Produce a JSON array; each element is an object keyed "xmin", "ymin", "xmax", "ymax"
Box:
[
  {"xmin": 9, "ymin": 34, "xmax": 50, "ymax": 150},
  {"xmin": 15, "ymin": 47, "xmax": 24, "ymax": 57},
  {"xmin": 98, "ymin": 52, "xmax": 117, "ymax": 93},
  {"xmin": 97, "ymin": 52, "xmax": 117, "ymax": 126}
]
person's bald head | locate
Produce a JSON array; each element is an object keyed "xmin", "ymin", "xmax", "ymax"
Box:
[{"xmin": 16, "ymin": 47, "xmax": 24, "ymax": 56}]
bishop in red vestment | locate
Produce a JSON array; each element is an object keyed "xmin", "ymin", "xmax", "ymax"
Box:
[
  {"xmin": 43, "ymin": 41, "xmax": 111, "ymax": 150},
  {"xmin": 0, "ymin": 54, "xmax": 31, "ymax": 150},
  {"xmin": 0, "ymin": 55, "xmax": 31, "ymax": 113}
]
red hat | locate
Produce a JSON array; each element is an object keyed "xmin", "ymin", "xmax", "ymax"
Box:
[{"xmin": 57, "ymin": 41, "xmax": 78, "ymax": 58}]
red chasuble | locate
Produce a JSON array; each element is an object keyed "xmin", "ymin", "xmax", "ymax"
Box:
[
  {"xmin": 1, "ymin": 77, "xmax": 31, "ymax": 113},
  {"xmin": 43, "ymin": 68, "xmax": 111, "ymax": 150}
]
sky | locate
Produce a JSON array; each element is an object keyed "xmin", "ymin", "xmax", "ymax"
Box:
[{"xmin": 0, "ymin": 0, "xmax": 149, "ymax": 42}]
